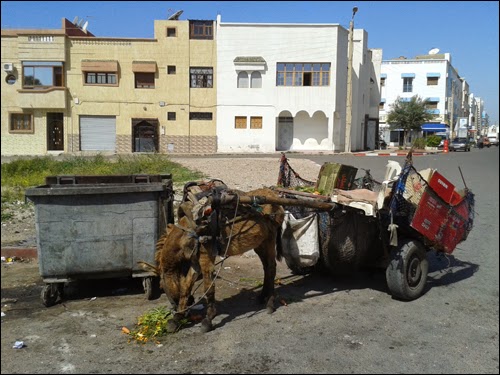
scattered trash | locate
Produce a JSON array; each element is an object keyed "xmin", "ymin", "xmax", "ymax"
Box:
[
  {"xmin": 1, "ymin": 312, "xmax": 6, "ymax": 317},
  {"xmin": 279, "ymin": 298, "xmax": 288, "ymax": 306},
  {"xmin": 224, "ymin": 266, "xmax": 231, "ymax": 270},
  {"xmin": 191, "ymin": 304, "xmax": 204, "ymax": 311},
  {"xmin": 90, "ymin": 334, "xmax": 97, "ymax": 338},
  {"xmin": 89, "ymin": 297, "xmax": 97, "ymax": 301},
  {"xmin": 0, "ymin": 257, "xmax": 5, "ymax": 262},
  {"xmin": 12, "ymin": 341, "xmax": 25, "ymax": 349},
  {"xmin": 121, "ymin": 327, "xmax": 130, "ymax": 334}
]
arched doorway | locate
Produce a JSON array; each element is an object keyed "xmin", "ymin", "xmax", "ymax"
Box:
[{"xmin": 132, "ymin": 119, "xmax": 158, "ymax": 152}]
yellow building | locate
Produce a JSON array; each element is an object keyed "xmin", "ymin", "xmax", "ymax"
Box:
[{"xmin": 1, "ymin": 17, "xmax": 217, "ymax": 155}]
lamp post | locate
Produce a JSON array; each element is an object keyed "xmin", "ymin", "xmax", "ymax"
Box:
[{"xmin": 344, "ymin": 6, "xmax": 358, "ymax": 153}]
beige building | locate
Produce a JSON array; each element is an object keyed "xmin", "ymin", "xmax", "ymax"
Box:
[{"xmin": 1, "ymin": 17, "xmax": 217, "ymax": 155}]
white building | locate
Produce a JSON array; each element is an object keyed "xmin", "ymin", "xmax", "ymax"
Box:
[
  {"xmin": 379, "ymin": 52, "xmax": 468, "ymax": 146},
  {"xmin": 216, "ymin": 15, "xmax": 381, "ymax": 153}
]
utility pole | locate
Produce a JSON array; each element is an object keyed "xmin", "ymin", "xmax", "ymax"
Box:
[
  {"xmin": 344, "ymin": 6, "xmax": 358, "ymax": 153},
  {"xmin": 450, "ymin": 80, "xmax": 455, "ymax": 139}
]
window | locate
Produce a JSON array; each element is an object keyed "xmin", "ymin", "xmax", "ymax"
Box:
[
  {"xmin": 379, "ymin": 102, "xmax": 385, "ymax": 110},
  {"xmin": 189, "ymin": 20, "xmax": 213, "ymax": 39},
  {"xmin": 166, "ymin": 27, "xmax": 176, "ymax": 37},
  {"xmin": 167, "ymin": 65, "xmax": 176, "ymax": 75},
  {"xmin": 426, "ymin": 101, "xmax": 438, "ymax": 109},
  {"xmin": 168, "ymin": 112, "xmax": 176, "ymax": 121},
  {"xmin": 85, "ymin": 72, "xmax": 117, "ymax": 85},
  {"xmin": 10, "ymin": 113, "xmax": 33, "ymax": 133},
  {"xmin": 250, "ymin": 116, "xmax": 262, "ymax": 129},
  {"xmin": 403, "ymin": 77, "xmax": 413, "ymax": 92},
  {"xmin": 189, "ymin": 112, "xmax": 213, "ymax": 120},
  {"xmin": 135, "ymin": 73, "xmax": 155, "ymax": 88},
  {"xmin": 251, "ymin": 72, "xmax": 262, "ymax": 88},
  {"xmin": 276, "ymin": 63, "xmax": 330, "ymax": 86},
  {"xmin": 237, "ymin": 72, "xmax": 249, "ymax": 88},
  {"xmin": 235, "ymin": 116, "xmax": 247, "ymax": 129},
  {"xmin": 380, "ymin": 77, "xmax": 386, "ymax": 87},
  {"xmin": 190, "ymin": 67, "xmax": 213, "ymax": 88},
  {"xmin": 22, "ymin": 61, "xmax": 63, "ymax": 89},
  {"xmin": 427, "ymin": 77, "xmax": 439, "ymax": 86}
]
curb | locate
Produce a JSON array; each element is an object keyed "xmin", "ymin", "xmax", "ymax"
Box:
[
  {"xmin": 1, "ymin": 247, "xmax": 38, "ymax": 260},
  {"xmin": 353, "ymin": 151, "xmax": 438, "ymax": 157}
]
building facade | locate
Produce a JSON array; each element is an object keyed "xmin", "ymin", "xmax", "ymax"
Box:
[
  {"xmin": 1, "ymin": 17, "xmax": 217, "ymax": 156},
  {"xmin": 216, "ymin": 16, "xmax": 382, "ymax": 153},
  {"xmin": 379, "ymin": 53, "xmax": 469, "ymax": 146}
]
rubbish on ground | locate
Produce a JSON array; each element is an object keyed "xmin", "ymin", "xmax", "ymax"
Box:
[
  {"xmin": 121, "ymin": 327, "xmax": 130, "ymax": 334},
  {"xmin": 1, "ymin": 312, "xmax": 5, "ymax": 317},
  {"xmin": 191, "ymin": 304, "xmax": 204, "ymax": 310},
  {"xmin": 12, "ymin": 341, "xmax": 25, "ymax": 349}
]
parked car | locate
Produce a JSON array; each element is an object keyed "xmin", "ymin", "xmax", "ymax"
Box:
[
  {"xmin": 483, "ymin": 137, "xmax": 491, "ymax": 148},
  {"xmin": 487, "ymin": 136, "xmax": 498, "ymax": 146},
  {"xmin": 450, "ymin": 137, "xmax": 471, "ymax": 152}
]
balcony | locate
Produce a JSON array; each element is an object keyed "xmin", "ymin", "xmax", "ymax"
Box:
[{"xmin": 17, "ymin": 87, "xmax": 67, "ymax": 109}]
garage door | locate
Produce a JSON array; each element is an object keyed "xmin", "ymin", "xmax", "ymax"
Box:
[{"xmin": 80, "ymin": 116, "xmax": 116, "ymax": 151}]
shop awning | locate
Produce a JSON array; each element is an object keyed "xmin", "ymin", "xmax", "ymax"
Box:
[{"xmin": 421, "ymin": 123, "xmax": 448, "ymax": 131}]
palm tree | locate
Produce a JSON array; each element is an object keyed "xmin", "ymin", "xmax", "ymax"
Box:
[{"xmin": 386, "ymin": 95, "xmax": 436, "ymax": 149}]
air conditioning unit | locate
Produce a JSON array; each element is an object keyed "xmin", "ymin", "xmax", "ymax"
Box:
[{"xmin": 3, "ymin": 63, "xmax": 13, "ymax": 72}]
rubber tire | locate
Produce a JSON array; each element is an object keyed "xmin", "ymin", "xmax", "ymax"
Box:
[
  {"xmin": 143, "ymin": 277, "xmax": 160, "ymax": 300},
  {"xmin": 386, "ymin": 239, "xmax": 428, "ymax": 301},
  {"xmin": 41, "ymin": 284, "xmax": 61, "ymax": 307},
  {"xmin": 284, "ymin": 257, "xmax": 314, "ymax": 275}
]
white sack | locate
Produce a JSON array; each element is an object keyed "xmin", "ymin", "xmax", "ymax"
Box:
[{"xmin": 281, "ymin": 212, "xmax": 320, "ymax": 268}]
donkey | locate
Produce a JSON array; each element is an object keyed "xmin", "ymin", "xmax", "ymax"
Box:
[{"xmin": 141, "ymin": 187, "xmax": 285, "ymax": 333}]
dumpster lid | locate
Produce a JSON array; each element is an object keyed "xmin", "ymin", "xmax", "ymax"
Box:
[{"xmin": 44, "ymin": 174, "xmax": 172, "ymax": 186}]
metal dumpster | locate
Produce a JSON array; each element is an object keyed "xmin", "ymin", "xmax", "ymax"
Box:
[{"xmin": 25, "ymin": 174, "xmax": 174, "ymax": 307}]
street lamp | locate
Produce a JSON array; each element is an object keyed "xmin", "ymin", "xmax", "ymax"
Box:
[{"xmin": 344, "ymin": 6, "xmax": 358, "ymax": 153}]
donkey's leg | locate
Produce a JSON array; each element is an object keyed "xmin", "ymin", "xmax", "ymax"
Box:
[
  {"xmin": 199, "ymin": 250, "xmax": 217, "ymax": 333},
  {"xmin": 255, "ymin": 239, "xmax": 277, "ymax": 314}
]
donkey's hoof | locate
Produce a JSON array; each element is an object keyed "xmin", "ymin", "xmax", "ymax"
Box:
[
  {"xmin": 167, "ymin": 319, "xmax": 179, "ymax": 333},
  {"xmin": 266, "ymin": 296, "xmax": 275, "ymax": 314},
  {"xmin": 200, "ymin": 318, "xmax": 213, "ymax": 333}
]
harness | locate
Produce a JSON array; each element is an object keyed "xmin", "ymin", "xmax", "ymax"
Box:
[{"xmin": 179, "ymin": 179, "xmax": 268, "ymax": 257}]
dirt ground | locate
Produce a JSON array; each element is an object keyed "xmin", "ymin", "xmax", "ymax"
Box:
[
  {"xmin": 2, "ymin": 154, "xmax": 498, "ymax": 374},
  {"xmin": 0, "ymin": 156, "xmax": 320, "ymax": 373}
]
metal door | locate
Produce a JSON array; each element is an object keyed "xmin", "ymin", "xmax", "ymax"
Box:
[{"xmin": 47, "ymin": 113, "xmax": 64, "ymax": 151}]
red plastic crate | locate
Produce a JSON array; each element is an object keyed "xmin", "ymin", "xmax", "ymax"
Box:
[
  {"xmin": 428, "ymin": 171, "xmax": 455, "ymax": 203},
  {"xmin": 410, "ymin": 190, "xmax": 449, "ymax": 243},
  {"xmin": 440, "ymin": 210, "xmax": 468, "ymax": 253}
]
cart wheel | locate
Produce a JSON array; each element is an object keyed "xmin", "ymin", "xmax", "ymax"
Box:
[
  {"xmin": 41, "ymin": 283, "xmax": 62, "ymax": 307},
  {"xmin": 143, "ymin": 277, "xmax": 159, "ymax": 300},
  {"xmin": 386, "ymin": 239, "xmax": 428, "ymax": 301},
  {"xmin": 284, "ymin": 257, "xmax": 314, "ymax": 275}
]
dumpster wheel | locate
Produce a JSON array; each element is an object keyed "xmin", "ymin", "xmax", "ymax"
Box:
[
  {"xmin": 386, "ymin": 239, "xmax": 428, "ymax": 301},
  {"xmin": 143, "ymin": 277, "xmax": 159, "ymax": 300},
  {"xmin": 41, "ymin": 283, "xmax": 63, "ymax": 307}
]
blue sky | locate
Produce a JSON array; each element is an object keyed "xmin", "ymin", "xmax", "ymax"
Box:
[{"xmin": 2, "ymin": 1, "xmax": 499, "ymax": 124}]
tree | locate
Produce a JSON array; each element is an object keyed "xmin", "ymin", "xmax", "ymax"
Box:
[{"xmin": 386, "ymin": 95, "xmax": 436, "ymax": 149}]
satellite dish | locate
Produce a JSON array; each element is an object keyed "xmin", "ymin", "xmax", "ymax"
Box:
[
  {"xmin": 429, "ymin": 48, "xmax": 440, "ymax": 55},
  {"xmin": 82, "ymin": 21, "xmax": 88, "ymax": 32},
  {"xmin": 168, "ymin": 10, "xmax": 183, "ymax": 20},
  {"xmin": 78, "ymin": 19, "xmax": 85, "ymax": 28},
  {"xmin": 72, "ymin": 16, "xmax": 79, "ymax": 25}
]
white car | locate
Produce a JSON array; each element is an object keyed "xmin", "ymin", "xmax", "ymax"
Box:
[{"xmin": 487, "ymin": 136, "xmax": 499, "ymax": 146}]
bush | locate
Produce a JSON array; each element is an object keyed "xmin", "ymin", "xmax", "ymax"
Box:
[
  {"xmin": 425, "ymin": 135, "xmax": 442, "ymax": 147},
  {"xmin": 412, "ymin": 137, "xmax": 427, "ymax": 149}
]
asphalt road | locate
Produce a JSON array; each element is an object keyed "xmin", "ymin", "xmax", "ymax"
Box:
[{"xmin": 1, "ymin": 146, "xmax": 498, "ymax": 374}]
